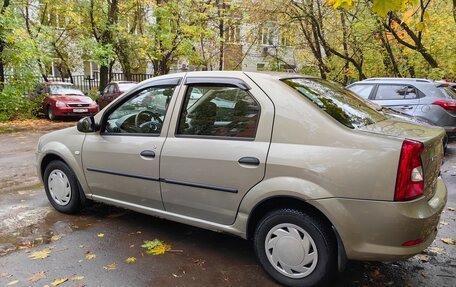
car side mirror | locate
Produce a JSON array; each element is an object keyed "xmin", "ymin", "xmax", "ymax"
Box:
[{"xmin": 77, "ymin": 116, "xmax": 99, "ymax": 133}]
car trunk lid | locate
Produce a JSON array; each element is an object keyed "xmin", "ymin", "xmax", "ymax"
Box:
[{"xmin": 359, "ymin": 119, "xmax": 445, "ymax": 200}]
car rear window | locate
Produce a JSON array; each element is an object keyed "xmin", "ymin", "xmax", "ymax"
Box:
[
  {"xmin": 282, "ymin": 78, "xmax": 386, "ymax": 129},
  {"xmin": 48, "ymin": 85, "xmax": 84, "ymax": 95},
  {"xmin": 439, "ymin": 86, "xmax": 456, "ymax": 99}
]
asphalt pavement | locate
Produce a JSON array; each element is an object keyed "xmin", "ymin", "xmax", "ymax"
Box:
[{"xmin": 0, "ymin": 128, "xmax": 455, "ymax": 287}]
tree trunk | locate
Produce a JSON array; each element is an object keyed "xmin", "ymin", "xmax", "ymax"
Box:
[
  {"xmin": 217, "ymin": 0, "xmax": 225, "ymax": 70},
  {"xmin": 99, "ymin": 65, "xmax": 109, "ymax": 92},
  {"xmin": 453, "ymin": 0, "xmax": 456, "ymax": 24},
  {"xmin": 340, "ymin": 11, "xmax": 350, "ymax": 84},
  {"xmin": 377, "ymin": 26, "xmax": 402, "ymax": 77},
  {"xmin": 0, "ymin": 0, "xmax": 10, "ymax": 91}
]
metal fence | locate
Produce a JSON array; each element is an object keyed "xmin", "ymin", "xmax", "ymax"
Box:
[{"xmin": 47, "ymin": 72, "xmax": 154, "ymax": 92}]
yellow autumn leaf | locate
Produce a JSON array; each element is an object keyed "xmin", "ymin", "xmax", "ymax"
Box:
[
  {"xmin": 51, "ymin": 278, "xmax": 68, "ymax": 286},
  {"xmin": 125, "ymin": 257, "xmax": 137, "ymax": 263},
  {"xmin": 441, "ymin": 238, "xmax": 455, "ymax": 245},
  {"xmin": 51, "ymin": 235, "xmax": 62, "ymax": 241},
  {"xmin": 97, "ymin": 233, "xmax": 105, "ymax": 238},
  {"xmin": 28, "ymin": 249, "xmax": 50, "ymax": 260},
  {"xmin": 326, "ymin": 0, "xmax": 355, "ymax": 10},
  {"xmin": 103, "ymin": 263, "xmax": 117, "ymax": 270},
  {"xmin": 86, "ymin": 253, "xmax": 96, "ymax": 260},
  {"xmin": 70, "ymin": 275, "xmax": 84, "ymax": 281},
  {"xmin": 28, "ymin": 271, "xmax": 46, "ymax": 283},
  {"xmin": 141, "ymin": 239, "xmax": 172, "ymax": 255},
  {"xmin": 6, "ymin": 280, "xmax": 19, "ymax": 286}
]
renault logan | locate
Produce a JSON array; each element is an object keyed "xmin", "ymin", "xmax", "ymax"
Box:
[{"xmin": 36, "ymin": 72, "xmax": 447, "ymax": 287}]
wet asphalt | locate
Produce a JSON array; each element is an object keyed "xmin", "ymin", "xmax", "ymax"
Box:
[{"xmin": 0, "ymin": 127, "xmax": 455, "ymax": 287}]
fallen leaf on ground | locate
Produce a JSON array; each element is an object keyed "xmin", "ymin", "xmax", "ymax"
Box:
[
  {"xmin": 103, "ymin": 263, "xmax": 117, "ymax": 270},
  {"xmin": 448, "ymin": 207, "xmax": 455, "ymax": 211},
  {"xmin": 70, "ymin": 275, "xmax": 84, "ymax": 281},
  {"xmin": 129, "ymin": 245, "xmax": 135, "ymax": 248},
  {"xmin": 51, "ymin": 235, "xmax": 62, "ymax": 241},
  {"xmin": 28, "ymin": 271, "xmax": 46, "ymax": 283},
  {"xmin": 17, "ymin": 242, "xmax": 34, "ymax": 250},
  {"xmin": 85, "ymin": 253, "xmax": 96, "ymax": 260},
  {"xmin": 125, "ymin": 257, "xmax": 137, "ymax": 263},
  {"xmin": 50, "ymin": 278, "xmax": 68, "ymax": 286},
  {"xmin": 426, "ymin": 247, "xmax": 445, "ymax": 254},
  {"xmin": 29, "ymin": 249, "xmax": 50, "ymax": 260},
  {"xmin": 441, "ymin": 238, "xmax": 455, "ymax": 245},
  {"xmin": 6, "ymin": 280, "xmax": 19, "ymax": 286},
  {"xmin": 193, "ymin": 259, "xmax": 205, "ymax": 266},
  {"xmin": 141, "ymin": 239, "xmax": 171, "ymax": 255},
  {"xmin": 0, "ymin": 273, "xmax": 11, "ymax": 278},
  {"xmin": 415, "ymin": 254, "xmax": 429, "ymax": 262},
  {"xmin": 439, "ymin": 220, "xmax": 449, "ymax": 226},
  {"xmin": 17, "ymin": 191, "xmax": 26, "ymax": 195},
  {"xmin": 97, "ymin": 233, "xmax": 104, "ymax": 238}
]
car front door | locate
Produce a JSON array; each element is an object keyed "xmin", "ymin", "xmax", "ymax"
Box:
[
  {"xmin": 372, "ymin": 84, "xmax": 420, "ymax": 115},
  {"xmin": 160, "ymin": 76, "xmax": 274, "ymax": 225},
  {"xmin": 81, "ymin": 78, "xmax": 182, "ymax": 209}
]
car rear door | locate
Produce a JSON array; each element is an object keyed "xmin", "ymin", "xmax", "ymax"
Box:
[
  {"xmin": 81, "ymin": 77, "xmax": 182, "ymax": 210},
  {"xmin": 160, "ymin": 75, "xmax": 274, "ymax": 225},
  {"xmin": 372, "ymin": 84, "xmax": 420, "ymax": 115}
]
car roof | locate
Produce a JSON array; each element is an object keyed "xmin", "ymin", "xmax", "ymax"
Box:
[
  {"xmin": 45, "ymin": 81, "xmax": 73, "ymax": 85},
  {"xmin": 109, "ymin": 81, "xmax": 137, "ymax": 84},
  {"xmin": 139, "ymin": 71, "xmax": 316, "ymax": 86},
  {"xmin": 355, "ymin": 78, "xmax": 434, "ymax": 84}
]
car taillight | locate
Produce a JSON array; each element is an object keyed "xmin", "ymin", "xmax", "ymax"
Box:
[
  {"xmin": 394, "ymin": 139, "xmax": 424, "ymax": 201},
  {"xmin": 432, "ymin": 99, "xmax": 456, "ymax": 111}
]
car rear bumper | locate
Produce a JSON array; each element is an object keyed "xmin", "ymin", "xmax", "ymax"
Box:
[{"xmin": 312, "ymin": 178, "xmax": 447, "ymax": 261}]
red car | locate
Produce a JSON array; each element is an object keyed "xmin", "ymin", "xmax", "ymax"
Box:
[
  {"xmin": 97, "ymin": 81, "xmax": 137, "ymax": 109},
  {"xmin": 33, "ymin": 82, "xmax": 99, "ymax": 120}
]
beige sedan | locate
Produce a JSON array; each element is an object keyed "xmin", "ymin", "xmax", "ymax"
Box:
[{"xmin": 36, "ymin": 72, "xmax": 447, "ymax": 287}]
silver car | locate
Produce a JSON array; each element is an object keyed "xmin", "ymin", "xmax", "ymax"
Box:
[
  {"xmin": 37, "ymin": 72, "xmax": 447, "ymax": 287},
  {"xmin": 348, "ymin": 78, "xmax": 456, "ymax": 138}
]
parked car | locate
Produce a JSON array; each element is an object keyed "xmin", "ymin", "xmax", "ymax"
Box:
[
  {"xmin": 97, "ymin": 81, "xmax": 137, "ymax": 109},
  {"xmin": 37, "ymin": 72, "xmax": 447, "ymax": 287},
  {"xmin": 32, "ymin": 82, "xmax": 99, "ymax": 121},
  {"xmin": 347, "ymin": 78, "xmax": 456, "ymax": 138}
]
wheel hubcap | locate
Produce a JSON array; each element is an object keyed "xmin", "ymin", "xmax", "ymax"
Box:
[
  {"xmin": 265, "ymin": 223, "xmax": 318, "ymax": 278},
  {"xmin": 48, "ymin": 169, "xmax": 71, "ymax": 206}
]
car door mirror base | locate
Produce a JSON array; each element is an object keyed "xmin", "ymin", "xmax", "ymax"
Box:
[{"xmin": 77, "ymin": 116, "xmax": 99, "ymax": 133}]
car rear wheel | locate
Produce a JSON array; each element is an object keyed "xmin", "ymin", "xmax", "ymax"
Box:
[
  {"xmin": 47, "ymin": 106, "xmax": 56, "ymax": 121},
  {"xmin": 253, "ymin": 209, "xmax": 337, "ymax": 287},
  {"xmin": 43, "ymin": 160, "xmax": 83, "ymax": 214}
]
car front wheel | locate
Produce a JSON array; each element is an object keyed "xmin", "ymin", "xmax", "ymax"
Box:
[
  {"xmin": 47, "ymin": 106, "xmax": 56, "ymax": 121},
  {"xmin": 43, "ymin": 160, "xmax": 83, "ymax": 214},
  {"xmin": 253, "ymin": 209, "xmax": 337, "ymax": 287}
]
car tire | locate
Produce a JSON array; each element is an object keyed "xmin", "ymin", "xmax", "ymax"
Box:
[
  {"xmin": 47, "ymin": 106, "xmax": 56, "ymax": 121},
  {"xmin": 43, "ymin": 160, "xmax": 83, "ymax": 214},
  {"xmin": 253, "ymin": 209, "xmax": 337, "ymax": 287}
]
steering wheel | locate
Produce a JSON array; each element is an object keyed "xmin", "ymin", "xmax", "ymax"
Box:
[{"xmin": 134, "ymin": 110, "xmax": 163, "ymax": 133}]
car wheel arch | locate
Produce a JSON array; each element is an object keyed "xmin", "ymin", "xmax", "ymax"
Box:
[{"xmin": 246, "ymin": 195, "xmax": 347, "ymax": 273}]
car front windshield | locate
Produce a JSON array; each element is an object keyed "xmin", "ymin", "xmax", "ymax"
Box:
[
  {"xmin": 118, "ymin": 83, "xmax": 137, "ymax": 92},
  {"xmin": 282, "ymin": 78, "xmax": 386, "ymax": 129},
  {"xmin": 48, "ymin": 85, "xmax": 84, "ymax": 95}
]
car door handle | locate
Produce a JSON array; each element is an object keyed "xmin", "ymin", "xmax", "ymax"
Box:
[
  {"xmin": 238, "ymin": 157, "xmax": 260, "ymax": 166},
  {"xmin": 140, "ymin": 150, "xmax": 156, "ymax": 158},
  {"xmin": 400, "ymin": 106, "xmax": 414, "ymax": 110}
]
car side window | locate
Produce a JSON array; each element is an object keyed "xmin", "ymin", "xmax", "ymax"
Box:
[
  {"xmin": 375, "ymin": 85, "xmax": 417, "ymax": 100},
  {"xmin": 102, "ymin": 85, "xmax": 111, "ymax": 95},
  {"xmin": 349, "ymin": 84, "xmax": 374, "ymax": 99},
  {"xmin": 103, "ymin": 86, "xmax": 175, "ymax": 135},
  {"xmin": 177, "ymin": 85, "xmax": 260, "ymax": 139}
]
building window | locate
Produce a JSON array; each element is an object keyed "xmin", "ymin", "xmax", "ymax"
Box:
[
  {"xmin": 226, "ymin": 22, "xmax": 241, "ymax": 43},
  {"xmin": 260, "ymin": 26, "xmax": 275, "ymax": 46},
  {"xmin": 84, "ymin": 61, "xmax": 99, "ymax": 79}
]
